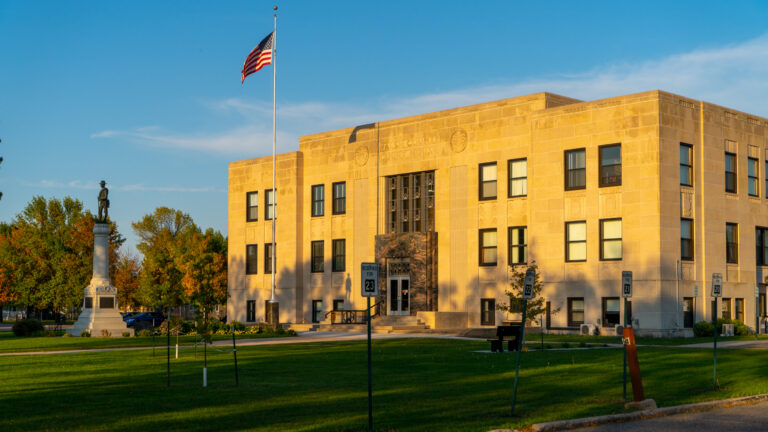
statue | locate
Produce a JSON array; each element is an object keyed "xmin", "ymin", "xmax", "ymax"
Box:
[{"xmin": 98, "ymin": 180, "xmax": 109, "ymax": 221}]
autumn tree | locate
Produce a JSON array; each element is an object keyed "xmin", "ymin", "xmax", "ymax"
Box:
[
  {"xmin": 113, "ymin": 253, "xmax": 142, "ymax": 310},
  {"xmin": 496, "ymin": 261, "xmax": 559, "ymax": 324}
]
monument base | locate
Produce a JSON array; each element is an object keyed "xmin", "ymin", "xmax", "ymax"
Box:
[{"xmin": 265, "ymin": 301, "xmax": 279, "ymax": 327}]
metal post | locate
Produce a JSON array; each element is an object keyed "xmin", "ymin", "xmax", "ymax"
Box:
[
  {"xmin": 540, "ymin": 316, "xmax": 544, "ymax": 351},
  {"xmin": 232, "ymin": 324, "xmax": 239, "ymax": 386},
  {"xmin": 367, "ymin": 296, "xmax": 373, "ymax": 432},
  {"xmin": 623, "ymin": 297, "xmax": 628, "ymax": 400},
  {"xmin": 713, "ymin": 297, "xmax": 718, "ymax": 389},
  {"xmin": 756, "ymin": 287, "xmax": 760, "ymax": 341},
  {"xmin": 166, "ymin": 307, "xmax": 170, "ymax": 387},
  {"xmin": 511, "ymin": 299, "xmax": 528, "ymax": 415}
]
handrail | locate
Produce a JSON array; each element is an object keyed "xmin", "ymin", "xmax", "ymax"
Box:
[{"xmin": 320, "ymin": 301, "xmax": 386, "ymax": 325}]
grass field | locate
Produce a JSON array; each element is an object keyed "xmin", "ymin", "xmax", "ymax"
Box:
[{"xmin": 3, "ymin": 337, "xmax": 768, "ymax": 431}]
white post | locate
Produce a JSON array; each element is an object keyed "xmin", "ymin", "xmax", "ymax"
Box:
[
  {"xmin": 203, "ymin": 367, "xmax": 207, "ymax": 388},
  {"xmin": 269, "ymin": 7, "xmax": 277, "ymax": 304}
]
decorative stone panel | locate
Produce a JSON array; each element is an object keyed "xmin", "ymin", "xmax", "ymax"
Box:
[{"xmin": 375, "ymin": 232, "xmax": 438, "ymax": 315}]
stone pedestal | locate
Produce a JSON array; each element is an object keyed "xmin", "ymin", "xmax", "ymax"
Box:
[
  {"xmin": 68, "ymin": 223, "xmax": 133, "ymax": 337},
  {"xmin": 265, "ymin": 301, "xmax": 279, "ymax": 326}
]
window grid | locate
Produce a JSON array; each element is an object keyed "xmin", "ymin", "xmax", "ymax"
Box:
[
  {"xmin": 311, "ymin": 185, "xmax": 325, "ymax": 217},
  {"xmin": 735, "ymin": 298, "xmax": 745, "ymax": 322},
  {"xmin": 264, "ymin": 243, "xmax": 274, "ymax": 274},
  {"xmin": 246, "ymin": 191, "xmax": 258, "ymax": 221},
  {"xmin": 481, "ymin": 299, "xmax": 496, "ymax": 326},
  {"xmin": 332, "ymin": 182, "xmax": 346, "ymax": 215},
  {"xmin": 756, "ymin": 227, "xmax": 768, "ymax": 266},
  {"xmin": 602, "ymin": 297, "xmax": 620, "ymax": 327},
  {"xmin": 726, "ymin": 223, "xmax": 738, "ymax": 264},
  {"xmin": 600, "ymin": 218, "xmax": 622, "ymax": 261},
  {"xmin": 725, "ymin": 152, "xmax": 737, "ymax": 193},
  {"xmin": 246, "ymin": 244, "xmax": 258, "ymax": 274},
  {"xmin": 565, "ymin": 149, "xmax": 586, "ymax": 190},
  {"xmin": 246, "ymin": 300, "xmax": 256, "ymax": 323},
  {"xmin": 332, "ymin": 239, "xmax": 345, "ymax": 272},
  {"xmin": 680, "ymin": 144, "xmax": 693, "ymax": 186},
  {"xmin": 479, "ymin": 162, "xmax": 497, "ymax": 200},
  {"xmin": 508, "ymin": 226, "xmax": 527, "ymax": 265},
  {"xmin": 479, "ymin": 229, "xmax": 498, "ymax": 266},
  {"xmin": 265, "ymin": 189, "xmax": 276, "ymax": 220},
  {"xmin": 386, "ymin": 171, "xmax": 435, "ymax": 233},
  {"xmin": 599, "ymin": 144, "xmax": 621, "ymax": 187},
  {"xmin": 748, "ymin": 158, "xmax": 759, "ymax": 197},
  {"xmin": 568, "ymin": 297, "xmax": 585, "ymax": 327},
  {"xmin": 508, "ymin": 158, "xmax": 527, "ymax": 197},
  {"xmin": 311, "ymin": 240, "xmax": 324, "ymax": 273},
  {"xmin": 566, "ymin": 221, "xmax": 587, "ymax": 262},
  {"xmin": 681, "ymin": 218, "xmax": 694, "ymax": 261}
]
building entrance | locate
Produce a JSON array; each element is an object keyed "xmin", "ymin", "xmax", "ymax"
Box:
[{"xmin": 388, "ymin": 276, "xmax": 410, "ymax": 316}]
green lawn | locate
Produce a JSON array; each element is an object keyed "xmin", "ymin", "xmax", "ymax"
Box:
[{"xmin": 2, "ymin": 338, "xmax": 768, "ymax": 431}]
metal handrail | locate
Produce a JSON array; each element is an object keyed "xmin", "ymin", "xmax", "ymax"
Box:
[{"xmin": 323, "ymin": 301, "xmax": 384, "ymax": 325}]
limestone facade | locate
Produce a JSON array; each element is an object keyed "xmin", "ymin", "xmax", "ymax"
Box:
[{"xmin": 228, "ymin": 90, "xmax": 768, "ymax": 334}]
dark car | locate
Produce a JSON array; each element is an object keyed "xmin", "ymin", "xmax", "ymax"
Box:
[
  {"xmin": 125, "ymin": 312, "xmax": 165, "ymax": 330},
  {"xmin": 121, "ymin": 312, "xmax": 141, "ymax": 321}
]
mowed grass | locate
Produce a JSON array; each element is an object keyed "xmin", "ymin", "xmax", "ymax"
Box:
[{"xmin": 3, "ymin": 338, "xmax": 768, "ymax": 431}]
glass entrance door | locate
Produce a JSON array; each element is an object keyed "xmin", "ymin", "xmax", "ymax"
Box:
[{"xmin": 388, "ymin": 276, "xmax": 410, "ymax": 316}]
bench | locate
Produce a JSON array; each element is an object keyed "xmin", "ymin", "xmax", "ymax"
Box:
[{"xmin": 487, "ymin": 324, "xmax": 522, "ymax": 352}]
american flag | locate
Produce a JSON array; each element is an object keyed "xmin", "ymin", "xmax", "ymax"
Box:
[{"xmin": 241, "ymin": 32, "xmax": 274, "ymax": 83}]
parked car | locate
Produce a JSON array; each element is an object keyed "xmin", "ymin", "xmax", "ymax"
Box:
[
  {"xmin": 121, "ymin": 312, "xmax": 141, "ymax": 321},
  {"xmin": 125, "ymin": 312, "xmax": 165, "ymax": 330}
]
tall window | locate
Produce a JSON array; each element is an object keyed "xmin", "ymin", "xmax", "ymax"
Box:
[
  {"xmin": 735, "ymin": 298, "xmax": 745, "ymax": 322},
  {"xmin": 722, "ymin": 298, "xmax": 732, "ymax": 319},
  {"xmin": 265, "ymin": 189, "xmax": 276, "ymax": 220},
  {"xmin": 600, "ymin": 219, "xmax": 622, "ymax": 260},
  {"xmin": 748, "ymin": 157, "xmax": 759, "ymax": 197},
  {"xmin": 264, "ymin": 243, "xmax": 274, "ymax": 274},
  {"xmin": 602, "ymin": 297, "xmax": 620, "ymax": 327},
  {"xmin": 479, "ymin": 229, "xmax": 498, "ymax": 266},
  {"xmin": 479, "ymin": 162, "xmax": 497, "ymax": 200},
  {"xmin": 332, "ymin": 182, "xmax": 346, "ymax": 215},
  {"xmin": 481, "ymin": 299, "xmax": 496, "ymax": 326},
  {"xmin": 508, "ymin": 226, "xmax": 527, "ymax": 265},
  {"xmin": 599, "ymin": 144, "xmax": 621, "ymax": 187},
  {"xmin": 568, "ymin": 297, "xmax": 585, "ymax": 327},
  {"xmin": 246, "ymin": 191, "xmax": 259, "ymax": 221},
  {"xmin": 311, "ymin": 185, "xmax": 325, "ymax": 217},
  {"xmin": 386, "ymin": 171, "xmax": 435, "ymax": 233},
  {"xmin": 756, "ymin": 227, "xmax": 768, "ymax": 266},
  {"xmin": 508, "ymin": 158, "xmax": 527, "ymax": 197},
  {"xmin": 246, "ymin": 244, "xmax": 258, "ymax": 274},
  {"xmin": 725, "ymin": 152, "xmax": 737, "ymax": 193},
  {"xmin": 765, "ymin": 161, "xmax": 768, "ymax": 198},
  {"xmin": 681, "ymin": 219, "xmax": 693, "ymax": 261},
  {"xmin": 726, "ymin": 223, "xmax": 738, "ymax": 264},
  {"xmin": 332, "ymin": 239, "xmax": 345, "ymax": 272},
  {"xmin": 565, "ymin": 149, "xmax": 586, "ymax": 190},
  {"xmin": 311, "ymin": 240, "xmax": 324, "ymax": 273},
  {"xmin": 312, "ymin": 300, "xmax": 323, "ymax": 323},
  {"xmin": 566, "ymin": 221, "xmax": 587, "ymax": 262},
  {"xmin": 246, "ymin": 300, "xmax": 256, "ymax": 322},
  {"xmin": 680, "ymin": 144, "xmax": 693, "ymax": 186}
]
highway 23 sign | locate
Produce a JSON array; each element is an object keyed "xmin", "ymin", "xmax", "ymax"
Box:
[
  {"xmin": 711, "ymin": 273, "xmax": 723, "ymax": 297},
  {"xmin": 361, "ymin": 263, "xmax": 379, "ymax": 297},
  {"xmin": 522, "ymin": 269, "xmax": 535, "ymax": 299},
  {"xmin": 622, "ymin": 271, "xmax": 633, "ymax": 298}
]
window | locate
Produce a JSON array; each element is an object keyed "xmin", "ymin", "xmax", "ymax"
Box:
[
  {"xmin": 332, "ymin": 182, "xmax": 346, "ymax": 214},
  {"xmin": 479, "ymin": 229, "xmax": 498, "ymax": 266},
  {"xmin": 566, "ymin": 221, "xmax": 587, "ymax": 262},
  {"xmin": 599, "ymin": 144, "xmax": 621, "ymax": 187},
  {"xmin": 600, "ymin": 218, "xmax": 622, "ymax": 260},
  {"xmin": 246, "ymin": 300, "xmax": 256, "ymax": 322},
  {"xmin": 386, "ymin": 171, "xmax": 435, "ymax": 233},
  {"xmin": 680, "ymin": 144, "xmax": 693, "ymax": 186},
  {"xmin": 565, "ymin": 149, "xmax": 586, "ymax": 190},
  {"xmin": 760, "ymin": 293, "xmax": 766, "ymax": 317},
  {"xmin": 333, "ymin": 299, "xmax": 344, "ymax": 311},
  {"xmin": 246, "ymin": 191, "xmax": 258, "ymax": 221},
  {"xmin": 683, "ymin": 297, "xmax": 694, "ymax": 328},
  {"xmin": 481, "ymin": 299, "xmax": 496, "ymax": 326},
  {"xmin": 479, "ymin": 162, "xmax": 497, "ymax": 200},
  {"xmin": 311, "ymin": 240, "xmax": 324, "ymax": 273},
  {"xmin": 332, "ymin": 239, "xmax": 345, "ymax": 272},
  {"xmin": 735, "ymin": 298, "xmax": 744, "ymax": 323},
  {"xmin": 311, "ymin": 185, "xmax": 324, "ymax": 217},
  {"xmin": 757, "ymin": 227, "xmax": 768, "ymax": 266},
  {"xmin": 312, "ymin": 300, "xmax": 323, "ymax": 323},
  {"xmin": 602, "ymin": 297, "xmax": 620, "ymax": 327},
  {"xmin": 749, "ymin": 157, "xmax": 759, "ymax": 197},
  {"xmin": 681, "ymin": 219, "xmax": 693, "ymax": 261},
  {"xmin": 264, "ymin": 243, "xmax": 274, "ymax": 274},
  {"xmin": 766, "ymin": 161, "xmax": 768, "ymax": 198},
  {"xmin": 722, "ymin": 298, "xmax": 732, "ymax": 319},
  {"xmin": 84, "ymin": 297, "xmax": 93, "ymax": 309},
  {"xmin": 99, "ymin": 297, "xmax": 114, "ymax": 309},
  {"xmin": 568, "ymin": 297, "xmax": 585, "ymax": 327},
  {"xmin": 508, "ymin": 226, "xmax": 527, "ymax": 265},
  {"xmin": 726, "ymin": 223, "xmax": 738, "ymax": 264},
  {"xmin": 265, "ymin": 189, "xmax": 276, "ymax": 220},
  {"xmin": 508, "ymin": 158, "xmax": 527, "ymax": 197},
  {"xmin": 246, "ymin": 244, "xmax": 258, "ymax": 274},
  {"xmin": 725, "ymin": 152, "xmax": 737, "ymax": 193}
]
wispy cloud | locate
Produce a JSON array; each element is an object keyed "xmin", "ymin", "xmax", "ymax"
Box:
[
  {"xmin": 27, "ymin": 180, "xmax": 220, "ymax": 193},
  {"xmin": 93, "ymin": 34, "xmax": 768, "ymax": 156}
]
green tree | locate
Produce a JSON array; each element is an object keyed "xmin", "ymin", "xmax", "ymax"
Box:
[{"xmin": 496, "ymin": 261, "xmax": 559, "ymax": 324}]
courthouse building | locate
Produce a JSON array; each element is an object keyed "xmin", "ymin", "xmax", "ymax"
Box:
[{"xmin": 228, "ymin": 90, "xmax": 768, "ymax": 335}]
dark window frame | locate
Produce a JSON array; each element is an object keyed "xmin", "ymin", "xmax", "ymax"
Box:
[
  {"xmin": 333, "ymin": 299, "xmax": 344, "ymax": 311},
  {"xmin": 565, "ymin": 148, "xmax": 587, "ymax": 190},
  {"xmin": 748, "ymin": 157, "xmax": 759, "ymax": 197},
  {"xmin": 265, "ymin": 189, "xmax": 276, "ymax": 220},
  {"xmin": 680, "ymin": 143, "xmax": 693, "ymax": 186},
  {"xmin": 246, "ymin": 300, "xmax": 256, "ymax": 322},
  {"xmin": 311, "ymin": 184, "xmax": 325, "ymax": 217},
  {"xmin": 725, "ymin": 152, "xmax": 737, "ymax": 194},
  {"xmin": 311, "ymin": 240, "xmax": 324, "ymax": 273},
  {"xmin": 311, "ymin": 300, "xmax": 323, "ymax": 323},
  {"xmin": 566, "ymin": 221, "xmax": 587, "ymax": 262},
  {"xmin": 726, "ymin": 223, "xmax": 738, "ymax": 264},
  {"xmin": 264, "ymin": 243, "xmax": 274, "ymax": 274},
  {"xmin": 602, "ymin": 297, "xmax": 620, "ymax": 327},
  {"xmin": 479, "ymin": 162, "xmax": 498, "ymax": 200},
  {"xmin": 481, "ymin": 298, "xmax": 496, "ymax": 326},
  {"xmin": 567, "ymin": 297, "xmax": 585, "ymax": 327},
  {"xmin": 246, "ymin": 191, "xmax": 259, "ymax": 222},
  {"xmin": 598, "ymin": 144, "xmax": 622, "ymax": 187},
  {"xmin": 599, "ymin": 218, "xmax": 622, "ymax": 261},
  {"xmin": 246, "ymin": 244, "xmax": 258, "ymax": 274},
  {"xmin": 479, "ymin": 228, "xmax": 498, "ymax": 266},
  {"xmin": 508, "ymin": 226, "xmax": 528, "ymax": 265},
  {"xmin": 508, "ymin": 158, "xmax": 527, "ymax": 197},
  {"xmin": 735, "ymin": 298, "xmax": 745, "ymax": 322},
  {"xmin": 681, "ymin": 218, "xmax": 694, "ymax": 261},
  {"xmin": 332, "ymin": 239, "xmax": 345, "ymax": 272},
  {"xmin": 722, "ymin": 297, "xmax": 732, "ymax": 319},
  {"xmin": 757, "ymin": 227, "xmax": 768, "ymax": 266},
  {"xmin": 332, "ymin": 181, "xmax": 346, "ymax": 215}
]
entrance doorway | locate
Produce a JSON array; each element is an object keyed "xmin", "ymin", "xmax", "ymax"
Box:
[{"xmin": 388, "ymin": 276, "xmax": 410, "ymax": 316}]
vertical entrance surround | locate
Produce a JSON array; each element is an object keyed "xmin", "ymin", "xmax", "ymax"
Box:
[{"xmin": 375, "ymin": 232, "xmax": 437, "ymax": 316}]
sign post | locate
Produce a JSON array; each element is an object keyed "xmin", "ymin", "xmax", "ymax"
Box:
[
  {"xmin": 711, "ymin": 273, "xmax": 722, "ymax": 389},
  {"xmin": 511, "ymin": 268, "xmax": 535, "ymax": 416},
  {"xmin": 756, "ymin": 285, "xmax": 760, "ymax": 341},
  {"xmin": 622, "ymin": 271, "xmax": 632, "ymax": 400},
  {"xmin": 361, "ymin": 262, "xmax": 379, "ymax": 432}
]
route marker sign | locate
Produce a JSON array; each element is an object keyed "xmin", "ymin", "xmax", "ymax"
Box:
[
  {"xmin": 361, "ymin": 263, "xmax": 379, "ymax": 297},
  {"xmin": 622, "ymin": 271, "xmax": 633, "ymax": 298},
  {"xmin": 712, "ymin": 273, "xmax": 723, "ymax": 297},
  {"xmin": 523, "ymin": 268, "xmax": 535, "ymax": 299}
]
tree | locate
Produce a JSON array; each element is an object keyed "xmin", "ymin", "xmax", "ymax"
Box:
[
  {"xmin": 113, "ymin": 253, "xmax": 141, "ymax": 310},
  {"xmin": 178, "ymin": 228, "xmax": 228, "ymax": 319},
  {"xmin": 496, "ymin": 261, "xmax": 559, "ymax": 325}
]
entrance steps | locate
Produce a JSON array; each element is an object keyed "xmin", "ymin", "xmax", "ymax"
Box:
[{"xmin": 288, "ymin": 315, "xmax": 430, "ymax": 334}]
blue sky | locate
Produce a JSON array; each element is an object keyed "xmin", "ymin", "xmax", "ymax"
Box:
[{"xmin": 2, "ymin": 1, "xmax": 768, "ymax": 256}]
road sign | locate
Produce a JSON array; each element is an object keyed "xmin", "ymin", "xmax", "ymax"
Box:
[
  {"xmin": 622, "ymin": 271, "xmax": 633, "ymax": 298},
  {"xmin": 694, "ymin": 285, "xmax": 698, "ymax": 297},
  {"xmin": 523, "ymin": 268, "xmax": 535, "ymax": 299},
  {"xmin": 711, "ymin": 273, "xmax": 723, "ymax": 297},
  {"xmin": 361, "ymin": 262, "xmax": 379, "ymax": 297}
]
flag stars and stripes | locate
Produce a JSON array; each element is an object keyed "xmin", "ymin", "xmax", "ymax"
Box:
[{"xmin": 241, "ymin": 31, "xmax": 274, "ymax": 82}]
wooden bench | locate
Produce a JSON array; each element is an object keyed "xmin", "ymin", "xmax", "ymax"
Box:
[{"xmin": 487, "ymin": 324, "xmax": 522, "ymax": 352}]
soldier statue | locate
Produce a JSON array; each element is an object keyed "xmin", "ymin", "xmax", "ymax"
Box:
[{"xmin": 98, "ymin": 180, "xmax": 109, "ymax": 221}]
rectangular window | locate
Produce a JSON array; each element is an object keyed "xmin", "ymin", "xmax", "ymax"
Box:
[
  {"xmin": 479, "ymin": 162, "xmax": 497, "ymax": 200},
  {"xmin": 568, "ymin": 297, "xmax": 585, "ymax": 327},
  {"xmin": 311, "ymin": 185, "xmax": 325, "ymax": 217},
  {"xmin": 246, "ymin": 191, "xmax": 259, "ymax": 221},
  {"xmin": 722, "ymin": 297, "xmax": 732, "ymax": 319},
  {"xmin": 99, "ymin": 297, "xmax": 114, "ymax": 309},
  {"xmin": 311, "ymin": 240, "xmax": 324, "ymax": 273},
  {"xmin": 479, "ymin": 229, "xmax": 498, "ymax": 266},
  {"xmin": 726, "ymin": 223, "xmax": 738, "ymax": 264},
  {"xmin": 508, "ymin": 226, "xmax": 528, "ymax": 265},
  {"xmin": 332, "ymin": 239, "xmax": 345, "ymax": 272},
  {"xmin": 386, "ymin": 171, "xmax": 435, "ymax": 234},
  {"xmin": 84, "ymin": 297, "xmax": 93, "ymax": 309},
  {"xmin": 565, "ymin": 149, "xmax": 586, "ymax": 190},
  {"xmin": 766, "ymin": 161, "xmax": 768, "ymax": 198},
  {"xmin": 481, "ymin": 299, "xmax": 496, "ymax": 326},
  {"xmin": 681, "ymin": 218, "xmax": 694, "ymax": 261},
  {"xmin": 683, "ymin": 297, "xmax": 694, "ymax": 328},
  {"xmin": 760, "ymin": 293, "xmax": 766, "ymax": 317},
  {"xmin": 332, "ymin": 182, "xmax": 346, "ymax": 215},
  {"xmin": 725, "ymin": 152, "xmax": 737, "ymax": 193},
  {"xmin": 680, "ymin": 144, "xmax": 693, "ymax": 186},
  {"xmin": 333, "ymin": 299, "xmax": 344, "ymax": 311},
  {"xmin": 600, "ymin": 218, "xmax": 622, "ymax": 260},
  {"xmin": 757, "ymin": 227, "xmax": 768, "ymax": 266},
  {"xmin": 602, "ymin": 297, "xmax": 620, "ymax": 327},
  {"xmin": 265, "ymin": 189, "xmax": 276, "ymax": 220},
  {"xmin": 599, "ymin": 144, "xmax": 621, "ymax": 187},
  {"xmin": 246, "ymin": 300, "xmax": 256, "ymax": 322},
  {"xmin": 246, "ymin": 244, "xmax": 258, "ymax": 274},
  {"xmin": 748, "ymin": 157, "xmax": 759, "ymax": 197},
  {"xmin": 312, "ymin": 300, "xmax": 323, "ymax": 323},
  {"xmin": 508, "ymin": 158, "xmax": 527, "ymax": 197},
  {"xmin": 566, "ymin": 221, "xmax": 587, "ymax": 262},
  {"xmin": 264, "ymin": 243, "xmax": 274, "ymax": 274},
  {"xmin": 735, "ymin": 298, "xmax": 744, "ymax": 322}
]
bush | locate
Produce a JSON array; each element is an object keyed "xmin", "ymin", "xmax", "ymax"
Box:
[
  {"xmin": 136, "ymin": 329, "xmax": 153, "ymax": 337},
  {"xmin": 62, "ymin": 333, "xmax": 73, "ymax": 338},
  {"xmin": 81, "ymin": 329, "xmax": 91, "ymax": 337},
  {"xmin": 122, "ymin": 332, "xmax": 131, "ymax": 337},
  {"xmin": 12, "ymin": 319, "xmax": 44, "ymax": 337},
  {"xmin": 694, "ymin": 320, "xmax": 714, "ymax": 337},
  {"xmin": 232, "ymin": 321, "xmax": 246, "ymax": 332}
]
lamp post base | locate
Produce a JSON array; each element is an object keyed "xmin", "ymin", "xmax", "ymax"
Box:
[{"xmin": 265, "ymin": 301, "xmax": 279, "ymax": 327}]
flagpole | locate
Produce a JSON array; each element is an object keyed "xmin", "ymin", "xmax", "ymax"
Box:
[{"xmin": 270, "ymin": 6, "xmax": 277, "ymax": 305}]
